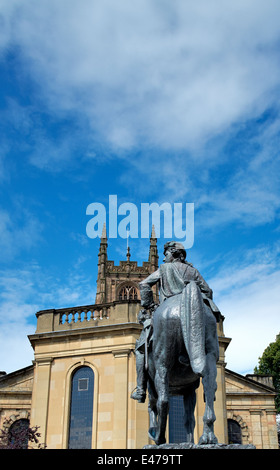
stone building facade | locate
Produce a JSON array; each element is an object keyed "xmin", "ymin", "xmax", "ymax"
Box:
[{"xmin": 0, "ymin": 230, "xmax": 278, "ymax": 449}]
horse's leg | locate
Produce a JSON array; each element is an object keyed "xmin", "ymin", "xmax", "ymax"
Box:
[
  {"xmin": 183, "ymin": 385, "xmax": 197, "ymax": 443},
  {"xmin": 154, "ymin": 367, "xmax": 169, "ymax": 445},
  {"xmin": 147, "ymin": 382, "xmax": 158, "ymax": 441},
  {"xmin": 198, "ymin": 306, "xmax": 219, "ymax": 445},
  {"xmin": 148, "ymin": 396, "xmax": 158, "ymax": 441},
  {"xmin": 198, "ymin": 349, "xmax": 218, "ymax": 445}
]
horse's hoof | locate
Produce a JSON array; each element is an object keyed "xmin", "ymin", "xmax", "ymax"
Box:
[
  {"xmin": 198, "ymin": 432, "xmax": 218, "ymax": 445},
  {"xmin": 154, "ymin": 435, "xmax": 166, "ymax": 446},
  {"xmin": 148, "ymin": 427, "xmax": 166, "ymax": 446},
  {"xmin": 198, "ymin": 433, "xmax": 208, "ymax": 445},
  {"xmin": 207, "ymin": 432, "xmax": 218, "ymax": 445}
]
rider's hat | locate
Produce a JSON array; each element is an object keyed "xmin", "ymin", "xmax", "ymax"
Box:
[{"xmin": 164, "ymin": 241, "xmax": 186, "ymax": 259}]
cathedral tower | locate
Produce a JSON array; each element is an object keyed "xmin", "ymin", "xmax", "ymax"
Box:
[{"xmin": 95, "ymin": 224, "xmax": 159, "ymax": 306}]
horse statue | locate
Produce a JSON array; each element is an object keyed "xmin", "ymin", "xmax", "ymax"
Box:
[{"xmin": 131, "ymin": 241, "xmax": 221, "ymax": 446}]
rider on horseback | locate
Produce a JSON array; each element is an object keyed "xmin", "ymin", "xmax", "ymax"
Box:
[{"xmin": 131, "ymin": 241, "xmax": 220, "ymax": 403}]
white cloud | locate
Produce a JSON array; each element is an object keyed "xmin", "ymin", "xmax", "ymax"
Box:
[
  {"xmin": 219, "ymin": 272, "xmax": 280, "ymax": 375},
  {"xmin": 209, "ymin": 244, "xmax": 280, "ymax": 374},
  {"xmin": 194, "ymin": 114, "xmax": 280, "ymax": 230},
  {"xmin": 0, "ymin": 322, "xmax": 35, "ymax": 374},
  {"xmin": 0, "ymin": 264, "xmax": 96, "ymax": 373},
  {"xmin": 0, "ymin": 266, "xmax": 40, "ymax": 373},
  {"xmin": 1, "ymin": 1, "xmax": 280, "ymax": 152}
]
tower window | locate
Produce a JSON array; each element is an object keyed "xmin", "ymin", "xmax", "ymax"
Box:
[{"xmin": 119, "ymin": 285, "xmax": 138, "ymax": 301}]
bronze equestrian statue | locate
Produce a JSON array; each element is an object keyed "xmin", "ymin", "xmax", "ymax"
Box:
[{"xmin": 131, "ymin": 241, "xmax": 221, "ymax": 446}]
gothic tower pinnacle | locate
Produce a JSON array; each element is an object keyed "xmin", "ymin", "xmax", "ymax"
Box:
[
  {"xmin": 148, "ymin": 224, "xmax": 158, "ymax": 272},
  {"xmin": 96, "ymin": 223, "xmax": 107, "ymax": 304}
]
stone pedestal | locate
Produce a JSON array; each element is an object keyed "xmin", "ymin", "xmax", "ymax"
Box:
[{"xmin": 144, "ymin": 442, "xmax": 256, "ymax": 449}]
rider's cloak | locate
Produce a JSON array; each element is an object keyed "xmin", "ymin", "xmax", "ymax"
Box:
[{"xmin": 139, "ymin": 260, "xmax": 220, "ymax": 375}]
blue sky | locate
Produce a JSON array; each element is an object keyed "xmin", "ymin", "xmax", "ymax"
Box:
[{"xmin": 0, "ymin": 0, "xmax": 280, "ymax": 375}]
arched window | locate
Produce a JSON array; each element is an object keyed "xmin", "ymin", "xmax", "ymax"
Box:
[
  {"xmin": 8, "ymin": 418, "xmax": 29, "ymax": 449},
  {"xmin": 68, "ymin": 366, "xmax": 94, "ymax": 449},
  {"xmin": 119, "ymin": 285, "xmax": 138, "ymax": 301},
  {"xmin": 228, "ymin": 419, "xmax": 242, "ymax": 444}
]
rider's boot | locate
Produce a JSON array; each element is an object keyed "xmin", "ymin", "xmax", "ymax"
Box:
[
  {"xmin": 131, "ymin": 350, "xmax": 147, "ymax": 403},
  {"xmin": 131, "ymin": 387, "xmax": 146, "ymax": 403}
]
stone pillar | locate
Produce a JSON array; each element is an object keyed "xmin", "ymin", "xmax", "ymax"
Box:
[
  {"xmin": 112, "ymin": 349, "xmax": 130, "ymax": 448},
  {"xmin": 266, "ymin": 410, "xmax": 279, "ymax": 449},
  {"xmin": 128, "ymin": 350, "xmax": 150, "ymax": 449},
  {"xmin": 214, "ymin": 361, "xmax": 228, "ymax": 443},
  {"xmin": 250, "ymin": 411, "xmax": 263, "ymax": 448},
  {"xmin": 30, "ymin": 357, "xmax": 53, "ymax": 445}
]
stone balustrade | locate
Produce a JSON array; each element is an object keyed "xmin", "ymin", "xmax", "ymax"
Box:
[
  {"xmin": 35, "ymin": 300, "xmax": 141, "ymax": 334},
  {"xmin": 59, "ymin": 305, "xmax": 107, "ymax": 325}
]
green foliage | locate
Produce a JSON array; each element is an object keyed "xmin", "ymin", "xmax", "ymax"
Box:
[{"xmin": 254, "ymin": 334, "xmax": 280, "ymax": 413}]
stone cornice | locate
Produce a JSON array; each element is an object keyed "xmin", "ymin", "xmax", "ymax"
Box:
[{"xmin": 28, "ymin": 322, "xmax": 142, "ymax": 347}]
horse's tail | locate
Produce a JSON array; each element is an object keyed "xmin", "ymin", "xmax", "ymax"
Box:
[{"xmin": 180, "ymin": 281, "xmax": 206, "ymax": 376}]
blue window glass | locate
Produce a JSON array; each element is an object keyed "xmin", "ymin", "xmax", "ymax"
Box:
[
  {"xmin": 68, "ymin": 366, "xmax": 94, "ymax": 449},
  {"xmin": 169, "ymin": 395, "xmax": 186, "ymax": 443}
]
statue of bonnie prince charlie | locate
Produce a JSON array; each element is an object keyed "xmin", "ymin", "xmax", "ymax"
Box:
[{"xmin": 131, "ymin": 240, "xmax": 220, "ymax": 403}]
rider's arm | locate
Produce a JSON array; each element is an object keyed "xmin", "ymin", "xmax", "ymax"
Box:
[
  {"xmin": 139, "ymin": 269, "xmax": 160, "ymax": 308},
  {"xmin": 192, "ymin": 268, "xmax": 213, "ymax": 299}
]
